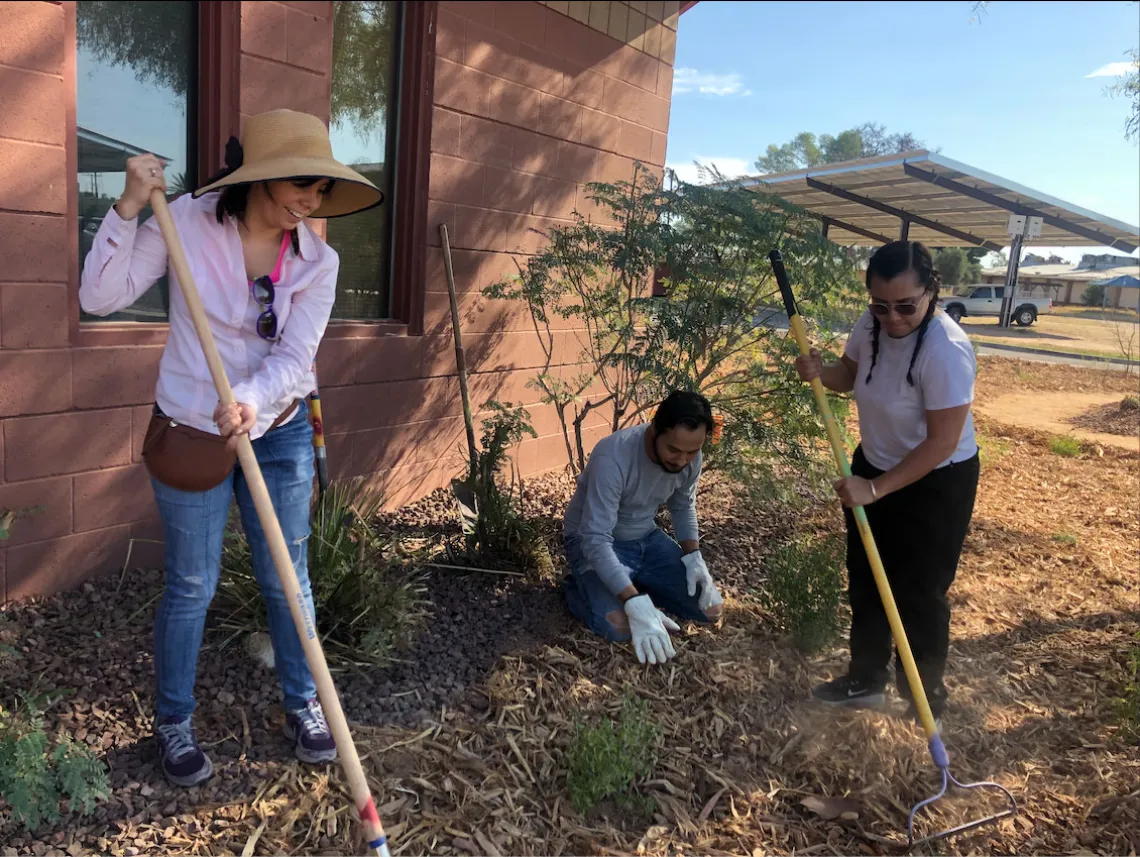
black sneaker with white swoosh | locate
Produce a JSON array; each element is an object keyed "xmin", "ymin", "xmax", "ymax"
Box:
[{"xmin": 811, "ymin": 675, "xmax": 887, "ymax": 708}]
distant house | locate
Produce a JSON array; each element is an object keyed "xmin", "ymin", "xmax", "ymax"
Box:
[
  {"xmin": 982, "ymin": 258, "xmax": 1140, "ymax": 310},
  {"xmin": 0, "ymin": 0, "xmax": 696, "ymax": 602}
]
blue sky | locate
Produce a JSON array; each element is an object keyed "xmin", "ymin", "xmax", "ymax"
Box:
[{"xmin": 665, "ymin": 0, "xmax": 1140, "ymax": 263}]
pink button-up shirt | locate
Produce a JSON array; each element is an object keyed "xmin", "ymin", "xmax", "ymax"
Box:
[{"xmin": 79, "ymin": 191, "xmax": 339, "ymax": 440}]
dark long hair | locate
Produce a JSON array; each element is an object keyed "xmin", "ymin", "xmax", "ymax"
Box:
[
  {"xmin": 864, "ymin": 240, "xmax": 941, "ymax": 386},
  {"xmin": 215, "ymin": 178, "xmax": 335, "ymax": 256}
]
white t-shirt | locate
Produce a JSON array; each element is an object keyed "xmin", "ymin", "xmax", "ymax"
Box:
[{"xmin": 843, "ymin": 310, "xmax": 977, "ymax": 472}]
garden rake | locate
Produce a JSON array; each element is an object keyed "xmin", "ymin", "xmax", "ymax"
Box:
[
  {"xmin": 150, "ymin": 189, "xmax": 392, "ymax": 857},
  {"xmin": 767, "ymin": 249, "xmax": 1017, "ymax": 849}
]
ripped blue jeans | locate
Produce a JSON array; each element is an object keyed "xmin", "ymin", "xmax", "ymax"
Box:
[{"xmin": 151, "ymin": 402, "xmax": 317, "ymax": 719}]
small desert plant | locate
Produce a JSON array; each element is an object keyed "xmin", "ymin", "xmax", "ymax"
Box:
[
  {"xmin": 977, "ymin": 433, "xmax": 1011, "ymax": 468},
  {"xmin": 456, "ymin": 401, "xmax": 543, "ymax": 569},
  {"xmin": 759, "ymin": 532, "xmax": 847, "ymax": 653},
  {"xmin": 1121, "ymin": 394, "xmax": 1139, "ymax": 412},
  {"xmin": 1052, "ymin": 532, "xmax": 1078, "ymax": 546},
  {"xmin": 1112, "ymin": 632, "xmax": 1140, "ymax": 745},
  {"xmin": 1049, "ymin": 435, "xmax": 1082, "ymax": 458},
  {"xmin": 214, "ymin": 478, "xmax": 429, "ymax": 667},
  {"xmin": 0, "ymin": 692, "xmax": 110, "ymax": 830},
  {"xmin": 565, "ymin": 690, "xmax": 662, "ymax": 815}
]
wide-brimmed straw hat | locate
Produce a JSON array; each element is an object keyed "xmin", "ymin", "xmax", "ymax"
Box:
[{"xmin": 192, "ymin": 109, "xmax": 382, "ymax": 219}]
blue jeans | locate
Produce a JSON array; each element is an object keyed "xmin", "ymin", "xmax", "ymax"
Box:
[
  {"xmin": 563, "ymin": 528, "xmax": 710, "ymax": 642},
  {"xmin": 151, "ymin": 403, "xmax": 317, "ymax": 719}
]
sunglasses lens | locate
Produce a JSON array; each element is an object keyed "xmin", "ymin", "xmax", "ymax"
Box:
[
  {"xmin": 869, "ymin": 303, "xmax": 890, "ymax": 316},
  {"xmin": 257, "ymin": 310, "xmax": 277, "ymax": 339},
  {"xmin": 896, "ymin": 304, "xmax": 918, "ymax": 316},
  {"xmin": 253, "ymin": 277, "xmax": 274, "ymax": 305}
]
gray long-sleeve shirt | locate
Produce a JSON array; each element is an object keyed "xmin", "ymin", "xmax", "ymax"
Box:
[{"xmin": 563, "ymin": 424, "xmax": 702, "ymax": 595}]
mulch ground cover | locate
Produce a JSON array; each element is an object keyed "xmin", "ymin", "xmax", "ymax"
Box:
[{"xmin": 1, "ymin": 356, "xmax": 1138, "ymax": 856}]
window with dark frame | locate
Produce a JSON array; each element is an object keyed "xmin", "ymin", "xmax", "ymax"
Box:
[
  {"xmin": 75, "ymin": 0, "xmax": 198, "ymax": 325},
  {"xmin": 325, "ymin": 0, "xmax": 403, "ymax": 321}
]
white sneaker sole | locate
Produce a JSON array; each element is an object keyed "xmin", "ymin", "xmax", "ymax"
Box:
[{"xmin": 283, "ymin": 724, "xmax": 338, "ymax": 764}]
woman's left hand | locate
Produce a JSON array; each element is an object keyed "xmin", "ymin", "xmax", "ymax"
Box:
[
  {"xmin": 214, "ymin": 401, "xmax": 258, "ymax": 449},
  {"xmin": 833, "ymin": 475, "xmax": 878, "ymax": 508}
]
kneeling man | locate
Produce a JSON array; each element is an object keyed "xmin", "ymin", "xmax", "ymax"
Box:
[{"xmin": 562, "ymin": 391, "xmax": 724, "ymax": 665}]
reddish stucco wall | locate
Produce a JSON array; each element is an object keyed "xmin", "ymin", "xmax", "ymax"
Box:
[{"xmin": 0, "ymin": 0, "xmax": 680, "ymax": 603}]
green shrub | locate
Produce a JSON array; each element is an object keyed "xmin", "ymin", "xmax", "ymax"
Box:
[
  {"xmin": 1121, "ymin": 394, "xmax": 1139, "ymax": 412},
  {"xmin": 759, "ymin": 533, "xmax": 847, "ymax": 653},
  {"xmin": 455, "ymin": 401, "xmax": 544, "ymax": 570},
  {"xmin": 565, "ymin": 691, "xmax": 662, "ymax": 815},
  {"xmin": 1082, "ymin": 283, "xmax": 1106, "ymax": 308},
  {"xmin": 978, "ymin": 434, "xmax": 1011, "ymax": 468},
  {"xmin": 1052, "ymin": 532, "xmax": 1077, "ymax": 546},
  {"xmin": 0, "ymin": 693, "xmax": 110, "ymax": 830},
  {"xmin": 1050, "ymin": 435, "xmax": 1082, "ymax": 458},
  {"xmin": 214, "ymin": 478, "xmax": 429, "ymax": 667},
  {"xmin": 1112, "ymin": 633, "xmax": 1140, "ymax": 745}
]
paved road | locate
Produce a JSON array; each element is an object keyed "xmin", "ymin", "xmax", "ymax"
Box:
[{"xmin": 974, "ymin": 343, "xmax": 1135, "ymax": 372}]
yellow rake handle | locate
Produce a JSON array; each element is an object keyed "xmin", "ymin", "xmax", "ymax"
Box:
[{"xmin": 768, "ymin": 250, "xmax": 940, "ymax": 741}]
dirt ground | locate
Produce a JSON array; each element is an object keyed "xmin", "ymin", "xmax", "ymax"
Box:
[
  {"xmin": 1, "ymin": 356, "xmax": 1138, "ymax": 856},
  {"xmin": 975, "ymin": 391, "xmax": 1139, "ymax": 451},
  {"xmin": 961, "ymin": 313, "xmax": 1140, "ymax": 362}
]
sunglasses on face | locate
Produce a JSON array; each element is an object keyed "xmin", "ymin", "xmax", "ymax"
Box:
[
  {"xmin": 869, "ymin": 298, "xmax": 924, "ymax": 317},
  {"xmin": 251, "ymin": 275, "xmax": 278, "ymax": 340}
]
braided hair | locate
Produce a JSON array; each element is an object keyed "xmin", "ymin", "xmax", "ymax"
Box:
[{"xmin": 864, "ymin": 240, "xmax": 941, "ymax": 386}]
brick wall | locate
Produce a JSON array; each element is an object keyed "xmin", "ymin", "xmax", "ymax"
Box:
[
  {"xmin": 411, "ymin": 0, "xmax": 679, "ymax": 486},
  {"xmin": 0, "ymin": 0, "xmax": 681, "ymax": 603}
]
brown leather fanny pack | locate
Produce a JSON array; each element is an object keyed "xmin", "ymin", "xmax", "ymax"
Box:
[{"xmin": 142, "ymin": 399, "xmax": 300, "ymax": 493}]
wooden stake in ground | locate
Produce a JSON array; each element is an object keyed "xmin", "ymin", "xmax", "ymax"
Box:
[
  {"xmin": 149, "ymin": 190, "xmax": 390, "ymax": 857},
  {"xmin": 440, "ymin": 223, "xmax": 480, "ymax": 534}
]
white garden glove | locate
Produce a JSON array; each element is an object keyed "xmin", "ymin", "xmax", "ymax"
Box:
[
  {"xmin": 682, "ymin": 551, "xmax": 724, "ymax": 612},
  {"xmin": 623, "ymin": 594, "xmax": 680, "ymax": 665}
]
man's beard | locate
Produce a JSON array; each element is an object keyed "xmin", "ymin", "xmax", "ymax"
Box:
[{"xmin": 653, "ymin": 436, "xmax": 684, "ymax": 473}]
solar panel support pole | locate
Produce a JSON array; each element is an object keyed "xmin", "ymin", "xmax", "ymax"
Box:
[{"xmin": 998, "ymin": 215, "xmax": 1040, "ymax": 328}]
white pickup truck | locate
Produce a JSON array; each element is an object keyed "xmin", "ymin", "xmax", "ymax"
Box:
[{"xmin": 939, "ymin": 285, "xmax": 1053, "ymax": 326}]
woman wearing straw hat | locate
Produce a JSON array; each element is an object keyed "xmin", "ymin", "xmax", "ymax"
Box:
[{"xmin": 79, "ymin": 109, "xmax": 382, "ymax": 787}]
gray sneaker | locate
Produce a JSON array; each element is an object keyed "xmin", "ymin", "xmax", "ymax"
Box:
[{"xmin": 155, "ymin": 716, "xmax": 213, "ymax": 787}]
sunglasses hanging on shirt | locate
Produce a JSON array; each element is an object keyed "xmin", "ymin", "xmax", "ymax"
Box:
[{"xmin": 251, "ymin": 274, "xmax": 278, "ymax": 340}]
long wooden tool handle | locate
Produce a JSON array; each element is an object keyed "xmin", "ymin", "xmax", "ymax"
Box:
[
  {"xmin": 439, "ymin": 223, "xmax": 478, "ymax": 469},
  {"xmin": 768, "ymin": 250, "xmax": 942, "ymax": 743},
  {"xmin": 149, "ymin": 190, "xmax": 390, "ymax": 856}
]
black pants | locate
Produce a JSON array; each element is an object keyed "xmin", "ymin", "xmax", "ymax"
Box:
[{"xmin": 845, "ymin": 446, "xmax": 980, "ymax": 706}]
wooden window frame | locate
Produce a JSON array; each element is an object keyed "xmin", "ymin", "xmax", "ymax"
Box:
[{"xmin": 66, "ymin": 0, "xmax": 437, "ymax": 345}]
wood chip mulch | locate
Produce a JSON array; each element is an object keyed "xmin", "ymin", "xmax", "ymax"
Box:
[{"xmin": 2, "ymin": 356, "xmax": 1138, "ymax": 856}]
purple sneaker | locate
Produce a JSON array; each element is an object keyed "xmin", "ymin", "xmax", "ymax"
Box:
[
  {"xmin": 284, "ymin": 698, "xmax": 337, "ymax": 763},
  {"xmin": 155, "ymin": 716, "xmax": 213, "ymax": 787}
]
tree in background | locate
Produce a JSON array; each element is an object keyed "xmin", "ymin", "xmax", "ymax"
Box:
[
  {"xmin": 755, "ymin": 123, "xmax": 926, "ymax": 174},
  {"xmin": 933, "ymin": 247, "xmax": 983, "ymax": 286}
]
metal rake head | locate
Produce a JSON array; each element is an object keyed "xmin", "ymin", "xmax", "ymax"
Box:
[{"xmin": 906, "ymin": 737, "xmax": 1018, "ymax": 849}]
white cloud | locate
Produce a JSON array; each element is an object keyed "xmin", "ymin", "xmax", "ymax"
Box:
[
  {"xmin": 665, "ymin": 156, "xmax": 753, "ymax": 185},
  {"xmin": 672, "ymin": 68, "xmax": 747, "ymax": 96},
  {"xmin": 1085, "ymin": 60, "xmax": 1138, "ymax": 79}
]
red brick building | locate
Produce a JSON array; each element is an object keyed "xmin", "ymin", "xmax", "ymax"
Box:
[{"xmin": 0, "ymin": 0, "xmax": 692, "ymax": 602}]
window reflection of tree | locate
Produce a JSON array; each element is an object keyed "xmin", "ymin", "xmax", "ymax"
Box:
[
  {"xmin": 75, "ymin": 1, "xmax": 194, "ymax": 323},
  {"xmin": 326, "ymin": 1, "xmax": 401, "ymax": 321}
]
